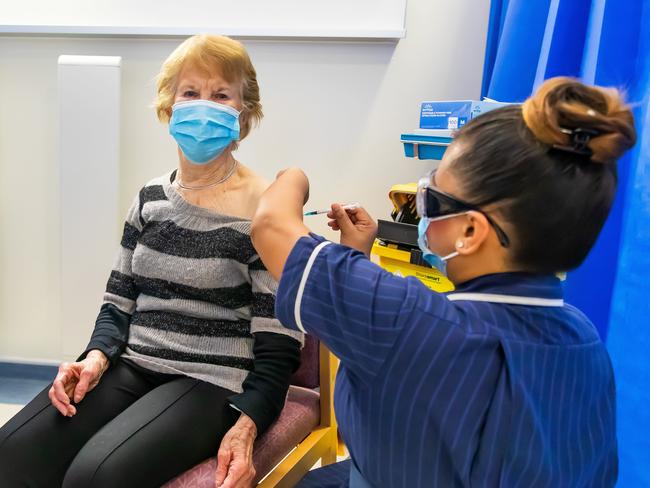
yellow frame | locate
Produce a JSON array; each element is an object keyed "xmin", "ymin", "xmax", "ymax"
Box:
[{"xmin": 257, "ymin": 343, "xmax": 341, "ymax": 487}]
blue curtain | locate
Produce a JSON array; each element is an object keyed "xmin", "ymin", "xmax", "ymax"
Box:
[
  {"xmin": 605, "ymin": 11, "xmax": 650, "ymax": 487},
  {"xmin": 482, "ymin": 0, "xmax": 650, "ymax": 485}
]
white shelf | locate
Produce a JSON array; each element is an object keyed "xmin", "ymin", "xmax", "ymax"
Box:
[
  {"xmin": 0, "ymin": 25, "xmax": 406, "ymax": 40},
  {"xmin": 2, "ymin": 0, "xmax": 407, "ymax": 40}
]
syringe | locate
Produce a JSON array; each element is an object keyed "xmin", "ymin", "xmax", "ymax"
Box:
[{"xmin": 304, "ymin": 202, "xmax": 360, "ymax": 216}]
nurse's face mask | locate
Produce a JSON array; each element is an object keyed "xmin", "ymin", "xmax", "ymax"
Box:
[
  {"xmin": 169, "ymin": 100, "xmax": 241, "ymax": 164},
  {"xmin": 416, "ymin": 170, "xmax": 510, "ymax": 275}
]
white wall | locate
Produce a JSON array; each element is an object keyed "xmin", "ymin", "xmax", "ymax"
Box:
[{"xmin": 0, "ymin": 0, "xmax": 490, "ymax": 363}]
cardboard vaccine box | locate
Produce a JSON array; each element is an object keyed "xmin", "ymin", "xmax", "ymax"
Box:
[{"xmin": 419, "ymin": 100, "xmax": 509, "ymax": 130}]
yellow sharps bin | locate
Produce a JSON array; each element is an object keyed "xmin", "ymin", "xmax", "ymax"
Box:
[{"xmin": 371, "ymin": 183, "xmax": 454, "ymax": 293}]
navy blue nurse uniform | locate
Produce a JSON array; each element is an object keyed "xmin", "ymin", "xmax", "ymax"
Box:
[{"xmin": 277, "ymin": 235, "xmax": 617, "ymax": 488}]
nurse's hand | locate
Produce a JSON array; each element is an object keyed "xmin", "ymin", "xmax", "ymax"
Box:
[{"xmin": 327, "ymin": 204, "xmax": 378, "ymax": 257}]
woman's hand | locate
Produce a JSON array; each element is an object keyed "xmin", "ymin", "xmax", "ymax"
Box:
[
  {"xmin": 215, "ymin": 413, "xmax": 258, "ymax": 488},
  {"xmin": 327, "ymin": 203, "xmax": 378, "ymax": 257},
  {"xmin": 48, "ymin": 350, "xmax": 109, "ymax": 417}
]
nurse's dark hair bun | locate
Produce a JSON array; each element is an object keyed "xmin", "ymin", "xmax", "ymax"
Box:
[{"xmin": 522, "ymin": 77, "xmax": 636, "ymax": 165}]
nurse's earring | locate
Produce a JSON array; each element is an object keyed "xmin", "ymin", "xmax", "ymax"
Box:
[{"xmin": 456, "ymin": 240, "xmax": 464, "ymax": 249}]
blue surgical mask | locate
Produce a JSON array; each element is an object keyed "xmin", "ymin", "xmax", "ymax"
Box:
[
  {"xmin": 169, "ymin": 100, "xmax": 240, "ymax": 164},
  {"xmin": 417, "ymin": 217, "xmax": 460, "ymax": 275}
]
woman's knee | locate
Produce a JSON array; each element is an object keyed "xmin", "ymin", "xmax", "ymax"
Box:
[
  {"xmin": 62, "ymin": 452, "xmax": 108, "ymax": 488},
  {"xmin": 62, "ymin": 458, "xmax": 100, "ymax": 488},
  {"xmin": 62, "ymin": 443, "xmax": 134, "ymax": 488}
]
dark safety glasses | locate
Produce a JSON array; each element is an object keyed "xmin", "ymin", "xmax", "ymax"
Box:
[{"xmin": 416, "ymin": 171, "xmax": 511, "ymax": 248}]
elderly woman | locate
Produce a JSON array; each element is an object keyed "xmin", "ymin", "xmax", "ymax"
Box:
[{"xmin": 0, "ymin": 34, "xmax": 302, "ymax": 488}]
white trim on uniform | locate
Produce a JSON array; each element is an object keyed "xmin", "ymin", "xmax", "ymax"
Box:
[
  {"xmin": 294, "ymin": 241, "xmax": 332, "ymax": 333},
  {"xmin": 446, "ymin": 292, "xmax": 564, "ymax": 307}
]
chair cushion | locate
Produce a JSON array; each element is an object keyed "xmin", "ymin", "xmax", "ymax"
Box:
[
  {"xmin": 291, "ymin": 335, "xmax": 319, "ymax": 389},
  {"xmin": 163, "ymin": 385, "xmax": 320, "ymax": 487},
  {"xmin": 251, "ymin": 386, "xmax": 320, "ymax": 481}
]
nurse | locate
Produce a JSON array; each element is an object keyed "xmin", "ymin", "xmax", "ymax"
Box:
[{"xmin": 250, "ymin": 77, "xmax": 636, "ymax": 487}]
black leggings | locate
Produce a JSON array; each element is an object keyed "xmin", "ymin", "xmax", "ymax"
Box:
[{"xmin": 0, "ymin": 359, "xmax": 239, "ymax": 488}]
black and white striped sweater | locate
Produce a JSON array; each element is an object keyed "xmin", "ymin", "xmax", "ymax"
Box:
[{"xmin": 83, "ymin": 170, "xmax": 303, "ymax": 433}]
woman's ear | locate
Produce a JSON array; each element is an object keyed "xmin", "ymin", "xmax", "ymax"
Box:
[
  {"xmin": 238, "ymin": 109, "xmax": 249, "ymax": 139},
  {"xmin": 456, "ymin": 211, "xmax": 490, "ymax": 255}
]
